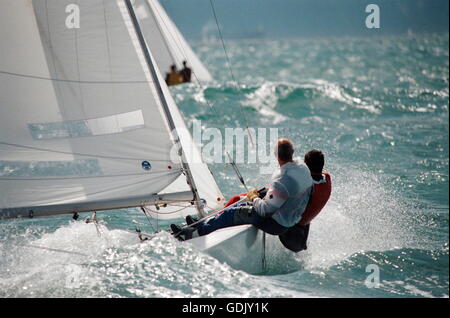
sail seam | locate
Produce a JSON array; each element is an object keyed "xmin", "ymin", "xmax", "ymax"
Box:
[
  {"xmin": 0, "ymin": 170, "xmax": 180, "ymax": 181},
  {"xmin": 0, "ymin": 70, "xmax": 153, "ymax": 84},
  {"xmin": 42, "ymin": 0, "xmax": 68, "ymax": 121},
  {"xmin": 0, "ymin": 141, "xmax": 172, "ymax": 162},
  {"xmin": 102, "ymin": 0, "xmax": 120, "ymax": 131}
]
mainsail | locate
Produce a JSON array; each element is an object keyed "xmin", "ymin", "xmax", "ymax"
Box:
[
  {"xmin": 0, "ymin": 0, "xmax": 223, "ymax": 220},
  {"xmin": 134, "ymin": 0, "xmax": 213, "ymax": 83}
]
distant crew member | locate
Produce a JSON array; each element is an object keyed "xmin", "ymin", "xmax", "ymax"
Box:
[
  {"xmin": 165, "ymin": 64, "xmax": 183, "ymax": 86},
  {"xmin": 180, "ymin": 60, "xmax": 192, "ymax": 83}
]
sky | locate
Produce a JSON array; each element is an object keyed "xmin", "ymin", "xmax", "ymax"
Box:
[{"xmin": 160, "ymin": 0, "xmax": 449, "ymax": 40}]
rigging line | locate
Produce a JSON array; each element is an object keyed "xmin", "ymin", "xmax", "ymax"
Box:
[
  {"xmin": 0, "ymin": 141, "xmax": 170, "ymax": 162},
  {"xmin": 138, "ymin": 201, "xmax": 209, "ymax": 216},
  {"xmin": 143, "ymin": 205, "xmax": 190, "ymax": 215},
  {"xmin": 208, "ymin": 0, "xmax": 255, "ymax": 147},
  {"xmin": 93, "ymin": 220, "xmax": 103, "ymax": 237},
  {"xmin": 0, "ymin": 169, "xmax": 180, "ymax": 181},
  {"xmin": 226, "ymin": 150, "xmax": 249, "ymax": 192},
  {"xmin": 123, "ymin": 226, "xmax": 155, "ymax": 239},
  {"xmin": 0, "ymin": 70, "xmax": 151, "ymax": 84},
  {"xmin": 166, "ymin": 203, "xmax": 196, "ymax": 208},
  {"xmin": 140, "ymin": 207, "xmax": 157, "ymax": 232},
  {"xmin": 181, "ymin": 197, "xmax": 247, "ymax": 229},
  {"xmin": 85, "ymin": 212, "xmax": 104, "ymax": 237}
]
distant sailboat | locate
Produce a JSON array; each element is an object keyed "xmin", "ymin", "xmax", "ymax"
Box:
[
  {"xmin": 135, "ymin": 0, "xmax": 213, "ymax": 84},
  {"xmin": 0, "ymin": 0, "xmax": 268, "ymax": 274}
]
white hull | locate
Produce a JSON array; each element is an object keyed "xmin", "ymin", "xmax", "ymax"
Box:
[{"xmin": 189, "ymin": 225, "xmax": 267, "ymax": 274}]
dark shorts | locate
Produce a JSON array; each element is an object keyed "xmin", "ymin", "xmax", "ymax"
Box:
[{"xmin": 278, "ymin": 223, "xmax": 310, "ymax": 253}]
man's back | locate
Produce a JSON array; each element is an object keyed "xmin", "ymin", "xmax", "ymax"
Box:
[{"xmin": 253, "ymin": 160, "xmax": 313, "ymax": 228}]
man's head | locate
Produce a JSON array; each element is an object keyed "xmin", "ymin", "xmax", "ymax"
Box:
[
  {"xmin": 171, "ymin": 64, "xmax": 176, "ymax": 71},
  {"xmin": 182, "ymin": 60, "xmax": 187, "ymax": 67},
  {"xmin": 304, "ymin": 149, "xmax": 325, "ymax": 175},
  {"xmin": 275, "ymin": 138, "xmax": 294, "ymax": 165}
]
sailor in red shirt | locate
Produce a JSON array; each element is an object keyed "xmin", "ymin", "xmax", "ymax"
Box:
[
  {"xmin": 279, "ymin": 149, "xmax": 332, "ymax": 252},
  {"xmin": 298, "ymin": 171, "xmax": 331, "ymax": 226}
]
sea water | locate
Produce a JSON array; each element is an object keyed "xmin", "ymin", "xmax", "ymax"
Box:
[{"xmin": 0, "ymin": 33, "xmax": 448, "ymax": 298}]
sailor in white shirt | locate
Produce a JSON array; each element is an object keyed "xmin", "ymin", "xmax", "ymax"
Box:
[{"xmin": 171, "ymin": 138, "xmax": 313, "ymax": 240}]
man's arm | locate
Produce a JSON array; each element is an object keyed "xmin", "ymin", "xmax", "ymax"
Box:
[{"xmin": 252, "ymin": 181, "xmax": 289, "ymax": 218}]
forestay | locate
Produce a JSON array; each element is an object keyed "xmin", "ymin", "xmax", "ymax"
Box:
[{"xmin": 0, "ymin": 0, "xmax": 218, "ymax": 219}]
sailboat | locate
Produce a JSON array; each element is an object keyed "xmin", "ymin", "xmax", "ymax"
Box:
[{"xmin": 0, "ymin": 0, "xmax": 268, "ymax": 274}]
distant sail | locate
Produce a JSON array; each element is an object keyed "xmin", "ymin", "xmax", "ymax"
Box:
[
  {"xmin": 133, "ymin": 0, "xmax": 213, "ymax": 83},
  {"xmin": 0, "ymin": 0, "xmax": 218, "ymax": 219}
]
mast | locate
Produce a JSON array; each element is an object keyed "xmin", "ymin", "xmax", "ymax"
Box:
[{"xmin": 124, "ymin": 0, "xmax": 206, "ymax": 217}]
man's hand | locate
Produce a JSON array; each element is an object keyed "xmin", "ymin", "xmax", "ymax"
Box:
[{"xmin": 246, "ymin": 189, "xmax": 259, "ymax": 201}]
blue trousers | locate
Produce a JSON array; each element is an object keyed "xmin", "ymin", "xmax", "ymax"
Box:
[{"xmin": 197, "ymin": 203, "xmax": 289, "ymax": 236}]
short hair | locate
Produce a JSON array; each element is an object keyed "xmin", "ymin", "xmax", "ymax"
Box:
[
  {"xmin": 304, "ymin": 149, "xmax": 324, "ymax": 174},
  {"xmin": 276, "ymin": 138, "xmax": 294, "ymax": 162}
]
